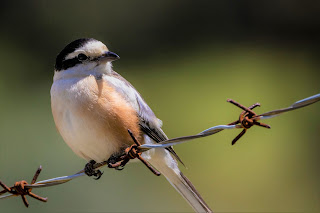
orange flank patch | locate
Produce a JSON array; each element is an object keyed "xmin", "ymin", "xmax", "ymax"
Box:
[{"xmin": 94, "ymin": 77, "xmax": 141, "ymax": 146}]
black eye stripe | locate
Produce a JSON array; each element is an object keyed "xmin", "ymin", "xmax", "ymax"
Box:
[
  {"xmin": 60, "ymin": 54, "xmax": 101, "ymax": 70},
  {"xmin": 55, "ymin": 38, "xmax": 96, "ymax": 71},
  {"xmin": 60, "ymin": 58, "xmax": 82, "ymax": 70}
]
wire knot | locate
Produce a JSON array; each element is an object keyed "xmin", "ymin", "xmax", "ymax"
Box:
[
  {"xmin": 0, "ymin": 166, "xmax": 47, "ymax": 207},
  {"xmin": 125, "ymin": 144, "xmax": 140, "ymax": 159},
  {"xmin": 240, "ymin": 112, "xmax": 254, "ymax": 129},
  {"xmin": 14, "ymin": 180, "xmax": 30, "ymax": 195},
  {"xmin": 227, "ymin": 99, "xmax": 271, "ymax": 145},
  {"xmin": 107, "ymin": 130, "xmax": 161, "ymax": 176}
]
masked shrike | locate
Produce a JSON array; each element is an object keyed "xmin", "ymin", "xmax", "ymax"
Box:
[{"xmin": 51, "ymin": 38, "xmax": 212, "ymax": 212}]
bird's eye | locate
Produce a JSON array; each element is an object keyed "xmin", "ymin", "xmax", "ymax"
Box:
[{"xmin": 78, "ymin": 53, "xmax": 88, "ymax": 61}]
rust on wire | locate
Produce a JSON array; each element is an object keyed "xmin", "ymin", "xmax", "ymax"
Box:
[
  {"xmin": 0, "ymin": 166, "xmax": 47, "ymax": 207},
  {"xmin": 107, "ymin": 130, "xmax": 161, "ymax": 176},
  {"xmin": 227, "ymin": 99, "xmax": 271, "ymax": 145}
]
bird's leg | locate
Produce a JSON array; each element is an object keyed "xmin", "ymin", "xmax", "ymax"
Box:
[{"xmin": 84, "ymin": 160, "xmax": 104, "ymax": 180}]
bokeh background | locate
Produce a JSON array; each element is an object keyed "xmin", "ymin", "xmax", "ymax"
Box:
[{"xmin": 0, "ymin": 1, "xmax": 319, "ymax": 212}]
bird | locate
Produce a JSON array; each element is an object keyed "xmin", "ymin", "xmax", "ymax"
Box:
[{"xmin": 50, "ymin": 38, "xmax": 212, "ymax": 213}]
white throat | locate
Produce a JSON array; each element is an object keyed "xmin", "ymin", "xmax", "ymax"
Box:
[{"xmin": 53, "ymin": 62, "xmax": 113, "ymax": 81}]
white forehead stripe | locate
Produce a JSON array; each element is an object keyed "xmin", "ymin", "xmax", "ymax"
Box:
[{"xmin": 64, "ymin": 40, "xmax": 109, "ymax": 60}]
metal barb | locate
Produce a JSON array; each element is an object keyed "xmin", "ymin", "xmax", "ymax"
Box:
[
  {"xmin": 107, "ymin": 130, "xmax": 161, "ymax": 176},
  {"xmin": 0, "ymin": 166, "xmax": 47, "ymax": 207},
  {"xmin": 227, "ymin": 99, "xmax": 270, "ymax": 145}
]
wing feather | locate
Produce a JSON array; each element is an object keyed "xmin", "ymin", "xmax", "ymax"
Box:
[{"xmin": 104, "ymin": 71, "xmax": 184, "ymax": 165}]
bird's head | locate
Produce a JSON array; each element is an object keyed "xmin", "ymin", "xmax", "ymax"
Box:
[{"xmin": 54, "ymin": 38, "xmax": 119, "ymax": 77}]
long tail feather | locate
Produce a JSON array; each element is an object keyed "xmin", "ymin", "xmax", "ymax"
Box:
[{"xmin": 142, "ymin": 146, "xmax": 212, "ymax": 212}]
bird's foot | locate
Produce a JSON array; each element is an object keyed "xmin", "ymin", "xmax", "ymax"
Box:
[
  {"xmin": 107, "ymin": 154, "xmax": 128, "ymax": 171},
  {"xmin": 106, "ymin": 130, "xmax": 161, "ymax": 176},
  {"xmin": 84, "ymin": 160, "xmax": 104, "ymax": 180}
]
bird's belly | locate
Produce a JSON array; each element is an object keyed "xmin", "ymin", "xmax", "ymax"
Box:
[
  {"xmin": 55, "ymin": 107, "xmax": 121, "ymax": 162},
  {"xmin": 51, "ymin": 76, "xmax": 140, "ymax": 162}
]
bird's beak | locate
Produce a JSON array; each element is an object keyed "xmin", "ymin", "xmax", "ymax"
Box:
[{"xmin": 100, "ymin": 51, "xmax": 120, "ymax": 62}]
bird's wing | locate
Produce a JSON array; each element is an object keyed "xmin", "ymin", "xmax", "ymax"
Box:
[{"xmin": 103, "ymin": 72, "xmax": 184, "ymax": 165}]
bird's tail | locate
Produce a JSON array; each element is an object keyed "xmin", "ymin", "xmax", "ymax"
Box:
[{"xmin": 142, "ymin": 147, "xmax": 212, "ymax": 213}]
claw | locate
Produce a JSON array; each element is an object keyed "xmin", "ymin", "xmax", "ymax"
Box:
[
  {"xmin": 114, "ymin": 166, "xmax": 124, "ymax": 171},
  {"xmin": 84, "ymin": 160, "xmax": 103, "ymax": 180},
  {"xmin": 93, "ymin": 170, "xmax": 103, "ymax": 180},
  {"xmin": 104, "ymin": 130, "xmax": 161, "ymax": 176}
]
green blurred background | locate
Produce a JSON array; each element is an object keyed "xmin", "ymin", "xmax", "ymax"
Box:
[{"xmin": 0, "ymin": 1, "xmax": 319, "ymax": 212}]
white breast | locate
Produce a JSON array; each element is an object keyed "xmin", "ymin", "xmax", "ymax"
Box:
[{"xmin": 51, "ymin": 75, "xmax": 128, "ymax": 162}]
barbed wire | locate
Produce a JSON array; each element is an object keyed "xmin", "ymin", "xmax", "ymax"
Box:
[{"xmin": 0, "ymin": 94, "xmax": 319, "ymax": 207}]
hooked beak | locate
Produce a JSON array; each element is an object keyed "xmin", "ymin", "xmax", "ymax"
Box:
[{"xmin": 99, "ymin": 51, "xmax": 120, "ymax": 62}]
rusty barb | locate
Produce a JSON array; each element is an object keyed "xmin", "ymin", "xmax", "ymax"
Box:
[
  {"xmin": 227, "ymin": 99, "xmax": 271, "ymax": 145},
  {"xmin": 107, "ymin": 130, "xmax": 161, "ymax": 176},
  {"xmin": 139, "ymin": 93, "xmax": 320, "ymax": 149},
  {"xmin": 0, "ymin": 93, "xmax": 319, "ymax": 207},
  {"xmin": 0, "ymin": 166, "xmax": 47, "ymax": 207}
]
